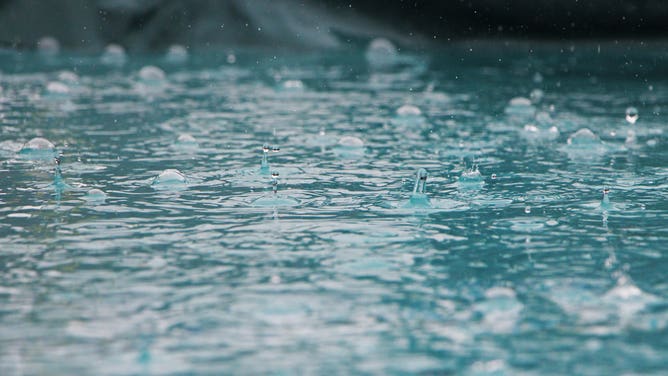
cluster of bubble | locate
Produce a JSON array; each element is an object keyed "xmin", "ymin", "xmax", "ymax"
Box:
[{"xmin": 20, "ymin": 36, "xmax": 639, "ymax": 213}]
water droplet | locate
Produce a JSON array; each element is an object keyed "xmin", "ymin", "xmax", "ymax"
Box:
[
  {"xmin": 139, "ymin": 66, "xmax": 166, "ymax": 83},
  {"xmin": 504, "ymin": 97, "xmax": 535, "ymax": 117},
  {"xmin": 459, "ymin": 165, "xmax": 484, "ymax": 188},
  {"xmin": 101, "ymin": 44, "xmax": 127, "ymax": 66},
  {"xmin": 84, "ymin": 188, "xmax": 107, "ymax": 203},
  {"xmin": 533, "ymin": 72, "xmax": 543, "ymax": 83},
  {"xmin": 404, "ymin": 168, "xmax": 431, "ymax": 209},
  {"xmin": 396, "ymin": 104, "xmax": 422, "ymax": 117},
  {"xmin": 491, "ymin": 173, "xmax": 497, "ymax": 180},
  {"xmin": 37, "ymin": 36, "xmax": 60, "ymax": 55},
  {"xmin": 57, "ymin": 71, "xmax": 80, "ymax": 84},
  {"xmin": 19, "ymin": 137, "xmax": 56, "ymax": 159},
  {"xmin": 625, "ymin": 106, "xmax": 638, "ymax": 125},
  {"xmin": 337, "ymin": 136, "xmax": 364, "ymax": 148},
  {"xmin": 530, "ymin": 89, "xmax": 544, "ymax": 103},
  {"xmin": 152, "ymin": 169, "xmax": 187, "ymax": 187},
  {"xmin": 280, "ymin": 79, "xmax": 305, "ymax": 92},
  {"xmin": 365, "ymin": 38, "xmax": 399, "ymax": 69},
  {"xmin": 165, "ymin": 44, "xmax": 188, "ymax": 64},
  {"xmin": 567, "ymin": 128, "xmax": 600, "ymax": 145},
  {"xmin": 45, "ymin": 81, "xmax": 70, "ymax": 97},
  {"xmin": 524, "ymin": 206, "xmax": 531, "ymax": 214}
]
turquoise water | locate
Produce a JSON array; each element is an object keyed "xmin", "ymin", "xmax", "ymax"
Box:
[{"xmin": 1, "ymin": 42, "xmax": 668, "ymax": 375}]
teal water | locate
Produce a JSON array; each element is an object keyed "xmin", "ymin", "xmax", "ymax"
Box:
[{"xmin": 1, "ymin": 42, "xmax": 668, "ymax": 375}]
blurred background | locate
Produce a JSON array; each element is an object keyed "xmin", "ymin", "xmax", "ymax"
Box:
[{"xmin": 1, "ymin": 0, "xmax": 667, "ymax": 52}]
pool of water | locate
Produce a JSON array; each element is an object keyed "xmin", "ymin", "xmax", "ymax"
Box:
[{"xmin": 1, "ymin": 42, "xmax": 668, "ymax": 375}]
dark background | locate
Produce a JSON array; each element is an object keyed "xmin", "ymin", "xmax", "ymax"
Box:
[{"xmin": 1, "ymin": 0, "xmax": 666, "ymax": 51}]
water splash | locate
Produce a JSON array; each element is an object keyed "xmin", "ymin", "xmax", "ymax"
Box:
[
  {"xmin": 403, "ymin": 168, "xmax": 431, "ymax": 209},
  {"xmin": 251, "ymin": 170, "xmax": 299, "ymax": 207}
]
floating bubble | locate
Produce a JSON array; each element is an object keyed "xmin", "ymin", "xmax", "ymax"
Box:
[
  {"xmin": 84, "ymin": 188, "xmax": 107, "ymax": 203},
  {"xmin": 165, "ymin": 44, "xmax": 189, "ymax": 64},
  {"xmin": 101, "ymin": 44, "xmax": 127, "ymax": 66},
  {"xmin": 37, "ymin": 36, "xmax": 60, "ymax": 55},
  {"xmin": 45, "ymin": 81, "xmax": 70, "ymax": 97},
  {"xmin": 625, "ymin": 106, "xmax": 638, "ymax": 125},
  {"xmin": 530, "ymin": 89, "xmax": 544, "ymax": 103},
  {"xmin": 152, "ymin": 169, "xmax": 187, "ymax": 189},
  {"xmin": 57, "ymin": 71, "xmax": 80, "ymax": 85},
  {"xmin": 393, "ymin": 104, "xmax": 426, "ymax": 129},
  {"xmin": 533, "ymin": 72, "xmax": 543, "ymax": 84},
  {"xmin": 334, "ymin": 136, "xmax": 365, "ymax": 159},
  {"xmin": 567, "ymin": 128, "xmax": 600, "ymax": 146},
  {"xmin": 396, "ymin": 104, "xmax": 421, "ymax": 117},
  {"xmin": 365, "ymin": 38, "xmax": 399, "ymax": 70},
  {"xmin": 139, "ymin": 66, "xmax": 166, "ymax": 83},
  {"xmin": 227, "ymin": 53, "xmax": 237, "ymax": 64},
  {"xmin": 504, "ymin": 97, "xmax": 535, "ymax": 117},
  {"xmin": 19, "ymin": 137, "xmax": 56, "ymax": 159},
  {"xmin": 173, "ymin": 133, "xmax": 199, "ymax": 151},
  {"xmin": 280, "ymin": 79, "xmax": 305, "ymax": 92}
]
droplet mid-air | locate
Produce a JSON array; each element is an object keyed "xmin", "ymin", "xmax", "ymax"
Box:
[
  {"xmin": 365, "ymin": 38, "xmax": 400, "ymax": 70},
  {"xmin": 101, "ymin": 44, "xmax": 127, "ymax": 66},
  {"xmin": 165, "ymin": 44, "xmax": 189, "ymax": 64},
  {"xmin": 19, "ymin": 137, "xmax": 56, "ymax": 160},
  {"xmin": 625, "ymin": 106, "xmax": 638, "ymax": 125}
]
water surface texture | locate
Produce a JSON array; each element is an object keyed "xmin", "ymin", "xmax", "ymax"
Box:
[{"xmin": 1, "ymin": 43, "xmax": 668, "ymax": 375}]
